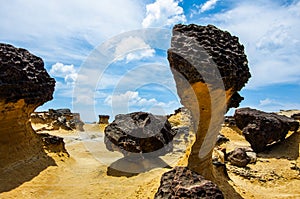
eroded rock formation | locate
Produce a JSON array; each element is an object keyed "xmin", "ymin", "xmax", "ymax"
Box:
[
  {"xmin": 154, "ymin": 166, "xmax": 224, "ymax": 199},
  {"xmin": 31, "ymin": 108, "xmax": 84, "ymax": 131},
  {"xmin": 0, "ymin": 43, "xmax": 64, "ymax": 170},
  {"xmin": 98, "ymin": 115, "xmax": 110, "ymax": 124},
  {"xmin": 167, "ymin": 24, "xmax": 251, "ymax": 179},
  {"xmin": 104, "ymin": 112, "xmax": 176, "ymax": 157},
  {"xmin": 234, "ymin": 107, "xmax": 299, "ymax": 152}
]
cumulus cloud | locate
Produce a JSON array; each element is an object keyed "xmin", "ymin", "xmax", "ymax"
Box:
[
  {"xmin": 114, "ymin": 36, "xmax": 155, "ymax": 62},
  {"xmin": 195, "ymin": 0, "xmax": 300, "ymax": 89},
  {"xmin": 104, "ymin": 91, "xmax": 179, "ymax": 115},
  {"xmin": 50, "ymin": 62, "xmax": 78, "ymax": 85},
  {"xmin": 0, "ymin": 0, "xmax": 144, "ymax": 63},
  {"xmin": 142, "ymin": 0, "xmax": 186, "ymax": 28},
  {"xmin": 200, "ymin": 0, "xmax": 218, "ymax": 13}
]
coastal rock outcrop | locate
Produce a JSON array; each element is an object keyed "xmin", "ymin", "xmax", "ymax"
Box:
[
  {"xmin": 167, "ymin": 24, "xmax": 251, "ymax": 178},
  {"xmin": 154, "ymin": 166, "xmax": 224, "ymax": 199},
  {"xmin": 0, "ymin": 43, "xmax": 66, "ymax": 170},
  {"xmin": 31, "ymin": 108, "xmax": 84, "ymax": 131},
  {"xmin": 234, "ymin": 107, "xmax": 299, "ymax": 152},
  {"xmin": 104, "ymin": 112, "xmax": 176, "ymax": 157}
]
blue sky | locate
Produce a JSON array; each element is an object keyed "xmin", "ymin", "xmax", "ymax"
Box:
[{"xmin": 1, "ymin": 0, "xmax": 300, "ymax": 121}]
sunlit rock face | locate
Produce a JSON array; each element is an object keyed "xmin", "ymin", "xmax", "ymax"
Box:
[
  {"xmin": 168, "ymin": 24, "xmax": 251, "ymax": 178},
  {"xmin": 0, "ymin": 43, "xmax": 55, "ymax": 168},
  {"xmin": 234, "ymin": 107, "xmax": 299, "ymax": 152}
]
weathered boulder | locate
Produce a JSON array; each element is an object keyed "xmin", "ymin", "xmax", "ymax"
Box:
[
  {"xmin": 104, "ymin": 112, "xmax": 176, "ymax": 157},
  {"xmin": 154, "ymin": 166, "xmax": 224, "ymax": 199},
  {"xmin": 227, "ymin": 147, "xmax": 251, "ymax": 167},
  {"xmin": 0, "ymin": 43, "xmax": 64, "ymax": 169},
  {"xmin": 234, "ymin": 108, "xmax": 299, "ymax": 152},
  {"xmin": 168, "ymin": 24, "xmax": 251, "ymax": 178}
]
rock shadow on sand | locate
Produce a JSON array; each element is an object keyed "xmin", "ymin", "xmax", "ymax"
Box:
[
  {"xmin": 107, "ymin": 156, "xmax": 171, "ymax": 177},
  {"xmin": 258, "ymin": 130, "xmax": 300, "ymax": 160}
]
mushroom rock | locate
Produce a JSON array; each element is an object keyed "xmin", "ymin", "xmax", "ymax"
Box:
[
  {"xmin": 0, "ymin": 43, "xmax": 56, "ymax": 168},
  {"xmin": 168, "ymin": 24, "xmax": 251, "ymax": 179}
]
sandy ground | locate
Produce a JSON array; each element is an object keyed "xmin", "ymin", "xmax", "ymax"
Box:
[{"xmin": 1, "ymin": 112, "xmax": 300, "ymax": 199}]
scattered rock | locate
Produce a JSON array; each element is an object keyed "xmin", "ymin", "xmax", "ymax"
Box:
[
  {"xmin": 168, "ymin": 23, "xmax": 251, "ymax": 177},
  {"xmin": 216, "ymin": 133, "xmax": 229, "ymax": 145},
  {"xmin": 104, "ymin": 112, "xmax": 176, "ymax": 157},
  {"xmin": 227, "ymin": 147, "xmax": 251, "ymax": 167},
  {"xmin": 31, "ymin": 108, "xmax": 84, "ymax": 131},
  {"xmin": 154, "ymin": 166, "xmax": 224, "ymax": 199},
  {"xmin": 0, "ymin": 43, "xmax": 57, "ymax": 167},
  {"xmin": 223, "ymin": 116, "xmax": 236, "ymax": 126},
  {"xmin": 234, "ymin": 107, "xmax": 299, "ymax": 152}
]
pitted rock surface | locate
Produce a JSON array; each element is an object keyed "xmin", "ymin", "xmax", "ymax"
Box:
[
  {"xmin": 0, "ymin": 43, "xmax": 55, "ymax": 104},
  {"xmin": 234, "ymin": 107, "xmax": 299, "ymax": 152},
  {"xmin": 167, "ymin": 24, "xmax": 251, "ymax": 178},
  {"xmin": 168, "ymin": 24, "xmax": 251, "ymax": 109},
  {"xmin": 154, "ymin": 166, "xmax": 224, "ymax": 199},
  {"xmin": 0, "ymin": 43, "xmax": 64, "ymax": 169},
  {"xmin": 104, "ymin": 112, "xmax": 176, "ymax": 157}
]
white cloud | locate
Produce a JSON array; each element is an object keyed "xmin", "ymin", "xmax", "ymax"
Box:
[
  {"xmin": 142, "ymin": 0, "xmax": 186, "ymax": 28},
  {"xmin": 259, "ymin": 98, "xmax": 300, "ymax": 112},
  {"xmin": 0, "ymin": 0, "xmax": 144, "ymax": 63},
  {"xmin": 50, "ymin": 62, "xmax": 78, "ymax": 85},
  {"xmin": 195, "ymin": 0, "xmax": 300, "ymax": 89},
  {"xmin": 104, "ymin": 91, "xmax": 179, "ymax": 115},
  {"xmin": 114, "ymin": 36, "xmax": 155, "ymax": 62},
  {"xmin": 200, "ymin": 0, "xmax": 218, "ymax": 13}
]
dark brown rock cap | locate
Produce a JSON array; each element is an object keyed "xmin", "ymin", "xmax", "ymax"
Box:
[
  {"xmin": 234, "ymin": 107, "xmax": 299, "ymax": 152},
  {"xmin": 0, "ymin": 43, "xmax": 55, "ymax": 105},
  {"xmin": 104, "ymin": 112, "xmax": 176, "ymax": 157},
  {"xmin": 168, "ymin": 24, "xmax": 251, "ymax": 108},
  {"xmin": 155, "ymin": 166, "xmax": 224, "ymax": 199}
]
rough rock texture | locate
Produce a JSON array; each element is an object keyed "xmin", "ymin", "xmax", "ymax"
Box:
[
  {"xmin": 291, "ymin": 113, "xmax": 300, "ymax": 120},
  {"xmin": 168, "ymin": 24, "xmax": 251, "ymax": 178},
  {"xmin": 98, "ymin": 115, "xmax": 110, "ymax": 124},
  {"xmin": 104, "ymin": 112, "xmax": 176, "ymax": 157},
  {"xmin": 31, "ymin": 108, "xmax": 84, "ymax": 131},
  {"xmin": 154, "ymin": 166, "xmax": 224, "ymax": 199},
  {"xmin": 0, "ymin": 43, "xmax": 60, "ymax": 169},
  {"xmin": 234, "ymin": 107, "xmax": 299, "ymax": 152},
  {"xmin": 227, "ymin": 148, "xmax": 251, "ymax": 167}
]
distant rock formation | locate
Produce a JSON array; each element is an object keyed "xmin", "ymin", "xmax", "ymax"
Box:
[
  {"xmin": 98, "ymin": 115, "xmax": 110, "ymax": 124},
  {"xmin": 154, "ymin": 166, "xmax": 224, "ymax": 199},
  {"xmin": 0, "ymin": 43, "xmax": 66, "ymax": 169},
  {"xmin": 31, "ymin": 108, "xmax": 84, "ymax": 131},
  {"xmin": 291, "ymin": 113, "xmax": 300, "ymax": 120},
  {"xmin": 104, "ymin": 112, "xmax": 176, "ymax": 157},
  {"xmin": 234, "ymin": 107, "xmax": 299, "ymax": 152},
  {"xmin": 167, "ymin": 24, "xmax": 251, "ymax": 179}
]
